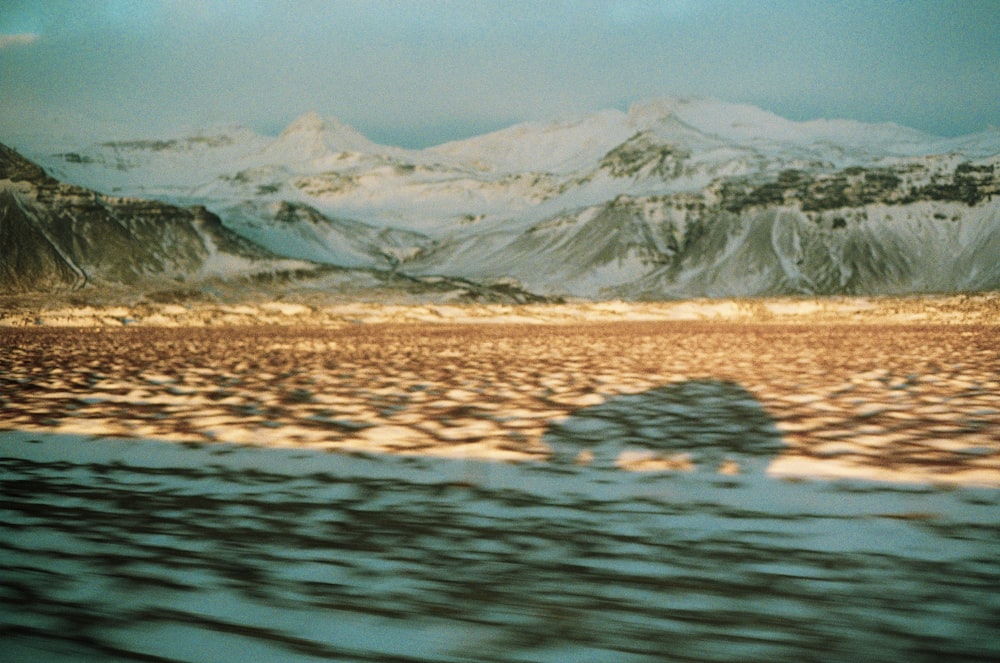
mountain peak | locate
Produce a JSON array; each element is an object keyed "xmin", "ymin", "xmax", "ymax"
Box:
[
  {"xmin": 280, "ymin": 111, "xmax": 327, "ymax": 137},
  {"xmin": 0, "ymin": 142, "xmax": 52, "ymax": 184},
  {"xmin": 279, "ymin": 112, "xmax": 367, "ymax": 140},
  {"xmin": 627, "ymin": 95, "xmax": 694, "ymax": 120},
  {"xmin": 268, "ymin": 112, "xmax": 376, "ymax": 159},
  {"xmin": 628, "ymin": 96, "xmax": 784, "ymax": 135}
]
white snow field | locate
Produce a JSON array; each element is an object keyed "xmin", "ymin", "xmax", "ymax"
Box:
[{"xmin": 2, "ymin": 430, "xmax": 999, "ymax": 662}]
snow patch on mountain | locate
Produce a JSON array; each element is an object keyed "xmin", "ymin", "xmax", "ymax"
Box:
[{"xmin": 221, "ymin": 200, "xmax": 435, "ymax": 268}]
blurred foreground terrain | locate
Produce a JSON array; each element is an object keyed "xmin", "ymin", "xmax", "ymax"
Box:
[{"xmin": 1, "ymin": 299, "xmax": 999, "ymax": 661}]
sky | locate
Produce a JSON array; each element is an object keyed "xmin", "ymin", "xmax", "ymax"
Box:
[{"xmin": 1, "ymin": 0, "xmax": 998, "ymax": 149}]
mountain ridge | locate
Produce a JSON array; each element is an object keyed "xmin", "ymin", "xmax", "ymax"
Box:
[
  {"xmin": 0, "ymin": 142, "xmax": 307, "ymax": 292},
  {"xmin": 0, "ymin": 144, "xmax": 557, "ymax": 304},
  {"xmin": 5, "ymin": 97, "xmax": 999, "ymax": 300}
]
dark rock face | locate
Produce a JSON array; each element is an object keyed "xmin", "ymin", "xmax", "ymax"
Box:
[
  {"xmin": 0, "ymin": 143, "xmax": 52, "ymax": 184},
  {"xmin": 720, "ymin": 160, "xmax": 998, "ymax": 213},
  {"xmin": 0, "ymin": 144, "xmax": 270, "ymax": 292},
  {"xmin": 0, "ymin": 189, "xmax": 84, "ymax": 290},
  {"xmin": 600, "ymin": 131, "xmax": 690, "ymax": 179}
]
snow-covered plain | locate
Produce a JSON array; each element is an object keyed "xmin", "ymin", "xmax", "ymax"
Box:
[{"xmin": 3, "ymin": 430, "xmax": 999, "ymax": 662}]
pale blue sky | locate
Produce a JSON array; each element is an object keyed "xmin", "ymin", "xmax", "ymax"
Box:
[{"xmin": 1, "ymin": 0, "xmax": 997, "ymax": 147}]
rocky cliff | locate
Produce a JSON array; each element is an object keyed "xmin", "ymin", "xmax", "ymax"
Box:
[{"xmin": 0, "ymin": 143, "xmax": 280, "ymax": 292}]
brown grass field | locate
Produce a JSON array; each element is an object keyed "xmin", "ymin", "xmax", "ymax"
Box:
[{"xmin": 2, "ymin": 309, "xmax": 998, "ymax": 486}]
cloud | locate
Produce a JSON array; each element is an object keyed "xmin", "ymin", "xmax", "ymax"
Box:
[{"xmin": 0, "ymin": 33, "xmax": 39, "ymax": 49}]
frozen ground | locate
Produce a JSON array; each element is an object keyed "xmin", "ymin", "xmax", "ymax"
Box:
[{"xmin": 1, "ymin": 313, "xmax": 999, "ymax": 661}]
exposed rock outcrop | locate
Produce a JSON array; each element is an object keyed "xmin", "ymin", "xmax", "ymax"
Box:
[{"xmin": 1, "ymin": 144, "xmax": 274, "ymax": 292}]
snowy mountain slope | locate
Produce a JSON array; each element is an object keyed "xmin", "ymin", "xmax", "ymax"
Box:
[
  {"xmin": 404, "ymin": 197, "xmax": 687, "ymax": 295},
  {"xmin": 426, "ymin": 109, "xmax": 635, "ymax": 174},
  {"xmin": 256, "ymin": 111, "xmax": 382, "ymax": 162},
  {"xmin": 405, "ymin": 156, "xmax": 1000, "ymax": 298},
  {"xmin": 282, "ymin": 160, "xmax": 566, "ymax": 232},
  {"xmin": 35, "ymin": 112, "xmax": 568, "ymax": 233},
  {"xmin": 0, "ymin": 143, "xmax": 314, "ymax": 291},
  {"xmin": 221, "ymin": 200, "xmax": 435, "ymax": 268},
  {"xmin": 612, "ymin": 202, "xmax": 1000, "ymax": 299},
  {"xmin": 627, "ymin": 97, "xmax": 937, "ymax": 155},
  {"xmin": 40, "ymin": 125, "xmax": 271, "ymax": 197},
  {"xmin": 0, "ymin": 145, "xmax": 556, "ymax": 304},
  {"xmin": 638, "ymin": 158, "xmax": 1000, "ymax": 297},
  {"xmin": 14, "ymin": 97, "xmax": 1000, "ymax": 300}
]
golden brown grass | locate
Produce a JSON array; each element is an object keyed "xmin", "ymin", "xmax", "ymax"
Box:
[{"xmin": 2, "ymin": 318, "xmax": 998, "ymax": 485}]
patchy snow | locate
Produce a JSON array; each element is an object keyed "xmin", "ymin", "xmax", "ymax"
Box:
[{"xmin": 4, "ymin": 293, "xmax": 999, "ymax": 328}]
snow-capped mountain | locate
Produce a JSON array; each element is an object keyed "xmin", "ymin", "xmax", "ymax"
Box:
[
  {"xmin": 39, "ymin": 125, "xmax": 272, "ymax": 198},
  {"xmin": 11, "ymin": 97, "xmax": 1000, "ymax": 299},
  {"xmin": 256, "ymin": 111, "xmax": 383, "ymax": 163},
  {"xmin": 0, "ymin": 142, "xmax": 314, "ymax": 292},
  {"xmin": 0, "ymin": 144, "xmax": 552, "ymax": 303},
  {"xmin": 404, "ymin": 157, "xmax": 1000, "ymax": 298}
]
